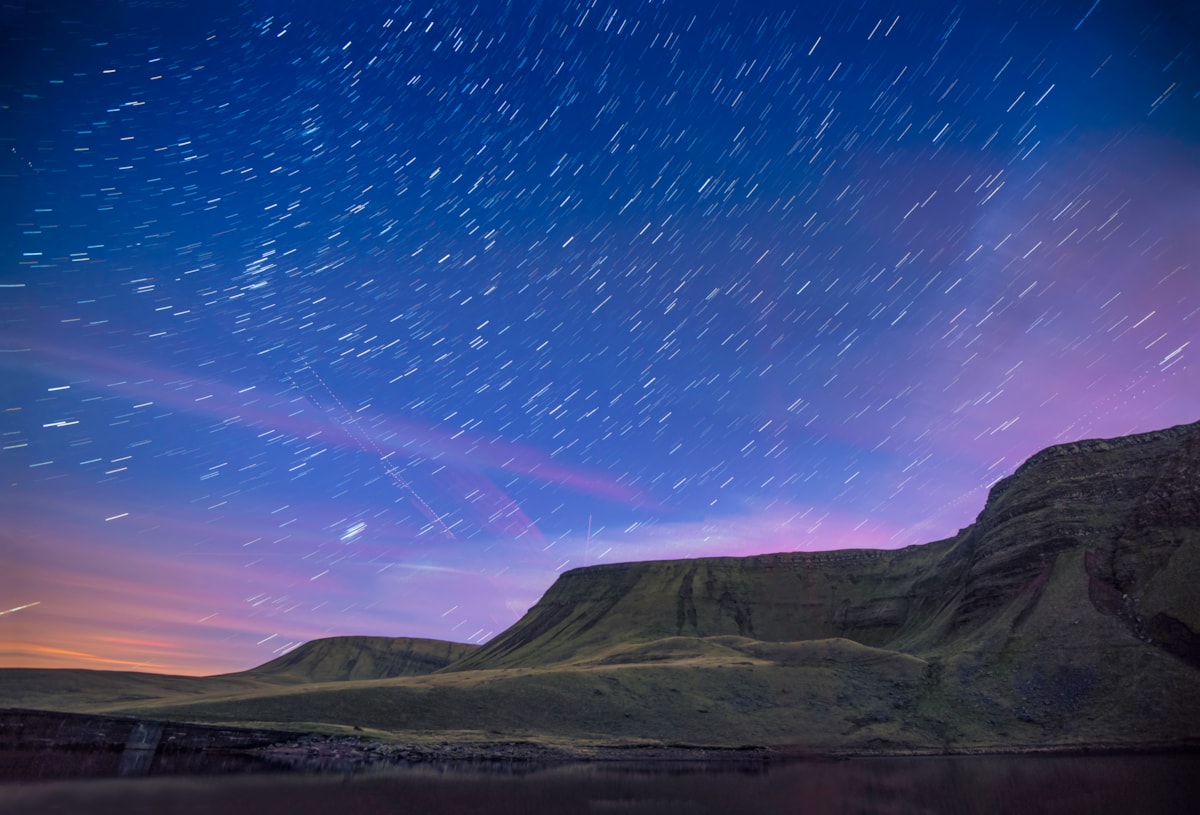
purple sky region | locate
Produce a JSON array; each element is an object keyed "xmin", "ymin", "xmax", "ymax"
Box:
[{"xmin": 2, "ymin": 0, "xmax": 1197, "ymax": 674}]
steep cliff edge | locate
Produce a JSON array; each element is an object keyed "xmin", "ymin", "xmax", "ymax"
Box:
[
  {"xmin": 448, "ymin": 421, "xmax": 1200, "ymax": 678},
  {"xmin": 443, "ymin": 545, "xmax": 954, "ymax": 670}
]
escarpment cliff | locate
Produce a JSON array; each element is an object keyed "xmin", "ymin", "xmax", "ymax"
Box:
[
  {"xmin": 935, "ymin": 421, "xmax": 1200, "ymax": 641},
  {"xmin": 449, "ymin": 421, "xmax": 1200, "ymax": 679},
  {"xmin": 445, "ymin": 545, "xmax": 955, "ymax": 670},
  {"xmin": 422, "ymin": 421, "xmax": 1200, "ymax": 750}
]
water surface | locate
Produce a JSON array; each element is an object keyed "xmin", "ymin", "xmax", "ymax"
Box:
[{"xmin": 1, "ymin": 754, "xmax": 1195, "ymax": 814}]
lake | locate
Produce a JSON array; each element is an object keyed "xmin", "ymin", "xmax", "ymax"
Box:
[{"xmin": 1, "ymin": 754, "xmax": 1196, "ymax": 814}]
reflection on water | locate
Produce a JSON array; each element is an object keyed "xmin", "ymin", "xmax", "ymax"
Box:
[
  {"xmin": 0, "ymin": 748, "xmax": 288, "ymax": 781},
  {"xmin": 1, "ymin": 754, "xmax": 1196, "ymax": 815}
]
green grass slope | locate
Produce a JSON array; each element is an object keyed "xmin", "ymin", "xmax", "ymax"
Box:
[
  {"xmin": 70, "ymin": 636, "xmax": 939, "ymax": 751},
  {"xmin": 0, "ymin": 636, "xmax": 475, "ymax": 714},
  {"xmin": 442, "ymin": 544, "xmax": 958, "ymax": 673},
  {"xmin": 0, "ymin": 668, "xmax": 276, "ymax": 714},
  {"xmin": 243, "ymin": 636, "xmax": 477, "ymax": 682}
]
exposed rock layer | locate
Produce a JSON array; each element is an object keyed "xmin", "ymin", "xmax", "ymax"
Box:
[{"xmin": 451, "ymin": 421, "xmax": 1200, "ymax": 675}]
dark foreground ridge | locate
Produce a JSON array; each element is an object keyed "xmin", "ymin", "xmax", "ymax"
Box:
[{"xmin": 2, "ymin": 420, "xmax": 1198, "ymax": 774}]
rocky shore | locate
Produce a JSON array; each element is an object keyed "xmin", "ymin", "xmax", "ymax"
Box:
[
  {"xmin": 1, "ymin": 708, "xmax": 783, "ymax": 780},
  {"xmin": 4, "ymin": 707, "xmax": 1196, "ymax": 782},
  {"xmin": 250, "ymin": 732, "xmax": 782, "ymax": 771}
]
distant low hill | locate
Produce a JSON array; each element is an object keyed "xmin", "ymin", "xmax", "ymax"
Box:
[
  {"xmin": 244, "ymin": 636, "xmax": 477, "ymax": 683},
  {"xmin": 0, "ymin": 636, "xmax": 476, "ymax": 714},
  {"xmin": 3, "ymin": 421, "xmax": 1198, "ymax": 754}
]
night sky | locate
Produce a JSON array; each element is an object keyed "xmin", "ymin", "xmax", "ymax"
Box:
[{"xmin": 3, "ymin": 0, "xmax": 1196, "ymax": 675}]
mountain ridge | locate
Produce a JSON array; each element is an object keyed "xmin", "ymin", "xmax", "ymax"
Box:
[{"xmin": 447, "ymin": 421, "xmax": 1199, "ymax": 674}]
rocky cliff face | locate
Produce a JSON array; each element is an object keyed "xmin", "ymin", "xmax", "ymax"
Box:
[
  {"xmin": 449, "ymin": 421, "xmax": 1200, "ymax": 678},
  {"xmin": 420, "ymin": 421, "xmax": 1200, "ymax": 750},
  {"xmin": 938, "ymin": 421, "xmax": 1200, "ymax": 643},
  {"xmin": 446, "ymin": 546, "xmax": 951, "ymax": 670}
]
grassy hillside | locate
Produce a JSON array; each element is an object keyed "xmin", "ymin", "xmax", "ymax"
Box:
[
  {"xmin": 243, "ymin": 636, "xmax": 477, "ymax": 682},
  {"xmin": 444, "ymin": 543, "xmax": 958, "ymax": 672},
  {"xmin": 0, "ymin": 636, "xmax": 475, "ymax": 715},
  {"xmin": 0, "ymin": 668, "xmax": 277, "ymax": 714},
  {"xmin": 41, "ymin": 636, "xmax": 941, "ymax": 751},
  {"xmin": 55, "ymin": 626, "xmax": 1200, "ymax": 752}
]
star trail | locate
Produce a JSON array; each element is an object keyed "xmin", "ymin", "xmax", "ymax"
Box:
[{"xmin": 2, "ymin": 0, "xmax": 1196, "ymax": 674}]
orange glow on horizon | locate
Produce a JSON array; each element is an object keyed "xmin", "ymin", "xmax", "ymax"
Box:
[{"xmin": 0, "ymin": 642, "xmax": 172, "ymax": 672}]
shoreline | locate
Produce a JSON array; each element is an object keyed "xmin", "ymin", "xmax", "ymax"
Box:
[
  {"xmin": 2, "ymin": 708, "xmax": 1197, "ymax": 782},
  {"xmin": 247, "ymin": 732, "xmax": 1200, "ymax": 769}
]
